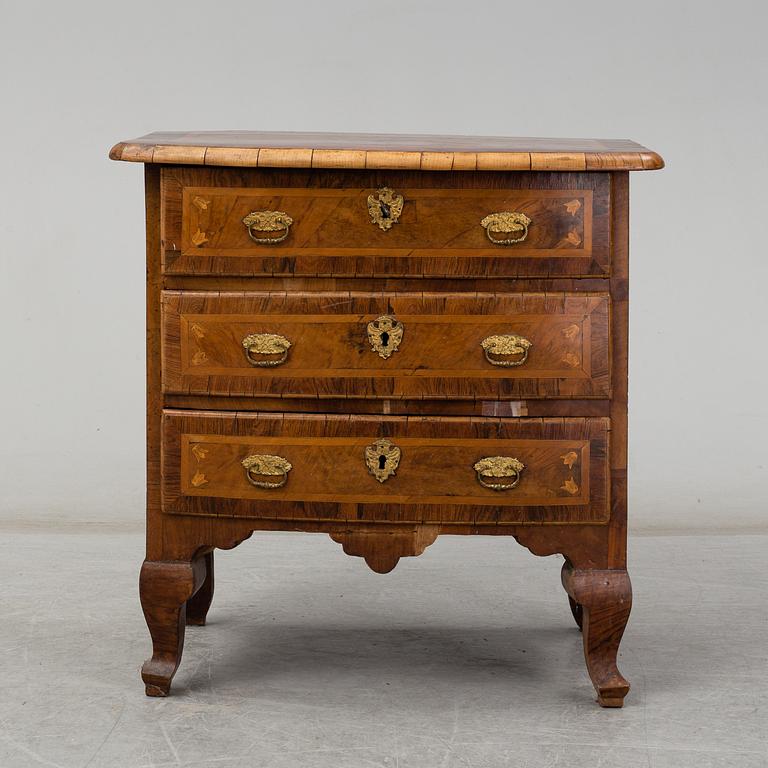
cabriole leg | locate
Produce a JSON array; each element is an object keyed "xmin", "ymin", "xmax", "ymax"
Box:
[
  {"xmin": 139, "ymin": 559, "xmax": 205, "ymax": 697},
  {"xmin": 561, "ymin": 565, "xmax": 632, "ymax": 707}
]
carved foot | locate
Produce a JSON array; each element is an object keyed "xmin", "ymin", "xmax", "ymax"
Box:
[
  {"xmin": 561, "ymin": 565, "xmax": 632, "ymax": 707},
  {"xmin": 186, "ymin": 552, "xmax": 214, "ymax": 626},
  {"xmin": 139, "ymin": 559, "xmax": 206, "ymax": 696}
]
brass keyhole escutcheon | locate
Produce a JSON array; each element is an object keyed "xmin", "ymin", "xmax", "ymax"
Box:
[
  {"xmin": 364, "ymin": 438, "xmax": 401, "ymax": 483},
  {"xmin": 367, "ymin": 315, "xmax": 404, "ymax": 359},
  {"xmin": 367, "ymin": 187, "xmax": 404, "ymax": 231}
]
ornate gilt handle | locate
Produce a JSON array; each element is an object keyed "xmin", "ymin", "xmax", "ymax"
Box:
[
  {"xmin": 242, "ymin": 454, "xmax": 292, "ymax": 489},
  {"xmin": 481, "ymin": 334, "xmax": 532, "ymax": 367},
  {"xmin": 242, "ymin": 333, "xmax": 291, "ymax": 367},
  {"xmin": 481, "ymin": 212, "xmax": 531, "ymax": 244},
  {"xmin": 242, "ymin": 210, "xmax": 293, "ymax": 243},
  {"xmin": 474, "ymin": 456, "xmax": 525, "ymax": 491}
]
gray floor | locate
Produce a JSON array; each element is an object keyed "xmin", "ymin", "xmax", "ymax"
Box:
[{"xmin": 0, "ymin": 531, "xmax": 766, "ymax": 768}]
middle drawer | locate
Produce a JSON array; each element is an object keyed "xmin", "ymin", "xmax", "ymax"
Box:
[{"xmin": 162, "ymin": 291, "xmax": 610, "ymax": 399}]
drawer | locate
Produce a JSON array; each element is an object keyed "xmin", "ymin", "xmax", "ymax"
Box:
[
  {"xmin": 162, "ymin": 170, "xmax": 610, "ymax": 277},
  {"xmin": 162, "ymin": 291, "xmax": 610, "ymax": 399},
  {"xmin": 162, "ymin": 412, "xmax": 609, "ymax": 525}
]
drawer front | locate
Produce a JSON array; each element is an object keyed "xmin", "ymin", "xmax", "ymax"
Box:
[
  {"xmin": 162, "ymin": 411, "xmax": 610, "ymax": 525},
  {"xmin": 162, "ymin": 170, "xmax": 610, "ymax": 277},
  {"xmin": 162, "ymin": 292, "xmax": 610, "ymax": 399}
]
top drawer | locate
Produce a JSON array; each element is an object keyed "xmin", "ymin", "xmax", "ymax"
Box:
[{"xmin": 161, "ymin": 169, "xmax": 610, "ymax": 278}]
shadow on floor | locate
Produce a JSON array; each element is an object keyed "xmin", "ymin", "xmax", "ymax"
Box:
[{"xmin": 177, "ymin": 623, "xmax": 582, "ymax": 693}]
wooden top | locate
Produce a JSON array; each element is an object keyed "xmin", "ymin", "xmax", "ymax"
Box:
[{"xmin": 109, "ymin": 131, "xmax": 663, "ymax": 172}]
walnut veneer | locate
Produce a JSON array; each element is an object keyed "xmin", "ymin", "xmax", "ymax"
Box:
[{"xmin": 111, "ymin": 131, "xmax": 663, "ymax": 706}]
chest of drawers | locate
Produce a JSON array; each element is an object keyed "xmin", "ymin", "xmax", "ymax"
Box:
[{"xmin": 110, "ymin": 132, "xmax": 663, "ymax": 706}]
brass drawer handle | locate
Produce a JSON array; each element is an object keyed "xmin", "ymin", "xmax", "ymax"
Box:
[
  {"xmin": 367, "ymin": 187, "xmax": 404, "ymax": 231},
  {"xmin": 242, "ymin": 210, "xmax": 293, "ymax": 243},
  {"xmin": 242, "ymin": 454, "xmax": 292, "ymax": 489},
  {"xmin": 481, "ymin": 212, "xmax": 531, "ymax": 244},
  {"xmin": 481, "ymin": 334, "xmax": 532, "ymax": 367},
  {"xmin": 367, "ymin": 315, "xmax": 404, "ymax": 359},
  {"xmin": 242, "ymin": 333, "xmax": 291, "ymax": 367},
  {"xmin": 474, "ymin": 456, "xmax": 525, "ymax": 491}
]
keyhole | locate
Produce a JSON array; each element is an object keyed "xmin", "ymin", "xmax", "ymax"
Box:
[
  {"xmin": 380, "ymin": 331, "xmax": 389, "ymax": 347},
  {"xmin": 379, "ymin": 201, "xmax": 391, "ymax": 219},
  {"xmin": 378, "ymin": 454, "xmax": 387, "ymax": 470}
]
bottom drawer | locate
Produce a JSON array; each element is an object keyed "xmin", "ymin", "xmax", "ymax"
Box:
[{"xmin": 162, "ymin": 411, "xmax": 609, "ymax": 525}]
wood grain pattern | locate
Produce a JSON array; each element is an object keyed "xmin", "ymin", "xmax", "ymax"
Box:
[
  {"xmin": 330, "ymin": 524, "xmax": 440, "ymax": 574},
  {"xmin": 109, "ymin": 131, "xmax": 664, "ymax": 171},
  {"xmin": 163, "ymin": 395, "xmax": 611, "ymax": 417},
  {"xmin": 181, "ymin": 186, "xmax": 592, "ymax": 257},
  {"xmin": 115, "ymin": 131, "xmax": 661, "ymax": 703},
  {"xmin": 607, "ymin": 173, "xmax": 629, "ymax": 569},
  {"xmin": 162, "ymin": 276, "xmax": 612, "ymax": 293},
  {"xmin": 562, "ymin": 564, "xmax": 633, "ymax": 707},
  {"xmin": 144, "ymin": 516, "xmax": 612, "ymax": 564},
  {"xmin": 144, "ymin": 165, "xmax": 164, "ymax": 563},
  {"xmin": 162, "ymin": 411, "xmax": 609, "ymax": 525},
  {"xmin": 162, "ymin": 291, "xmax": 610, "ymax": 400},
  {"xmin": 161, "ymin": 168, "xmax": 611, "ymax": 278},
  {"xmin": 139, "ymin": 557, "xmax": 207, "ymax": 696}
]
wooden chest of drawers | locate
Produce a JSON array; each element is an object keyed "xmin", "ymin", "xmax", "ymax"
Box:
[{"xmin": 110, "ymin": 131, "xmax": 663, "ymax": 706}]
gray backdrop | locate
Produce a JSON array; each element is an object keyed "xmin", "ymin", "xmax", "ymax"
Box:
[{"xmin": 1, "ymin": 0, "xmax": 766, "ymax": 532}]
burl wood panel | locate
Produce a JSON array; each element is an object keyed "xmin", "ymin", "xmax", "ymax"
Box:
[
  {"xmin": 110, "ymin": 131, "xmax": 664, "ymax": 172},
  {"xmin": 181, "ymin": 187, "xmax": 592, "ymax": 256},
  {"xmin": 162, "ymin": 291, "xmax": 610, "ymax": 399},
  {"xmin": 161, "ymin": 168, "xmax": 611, "ymax": 278},
  {"xmin": 162, "ymin": 411, "xmax": 609, "ymax": 525}
]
